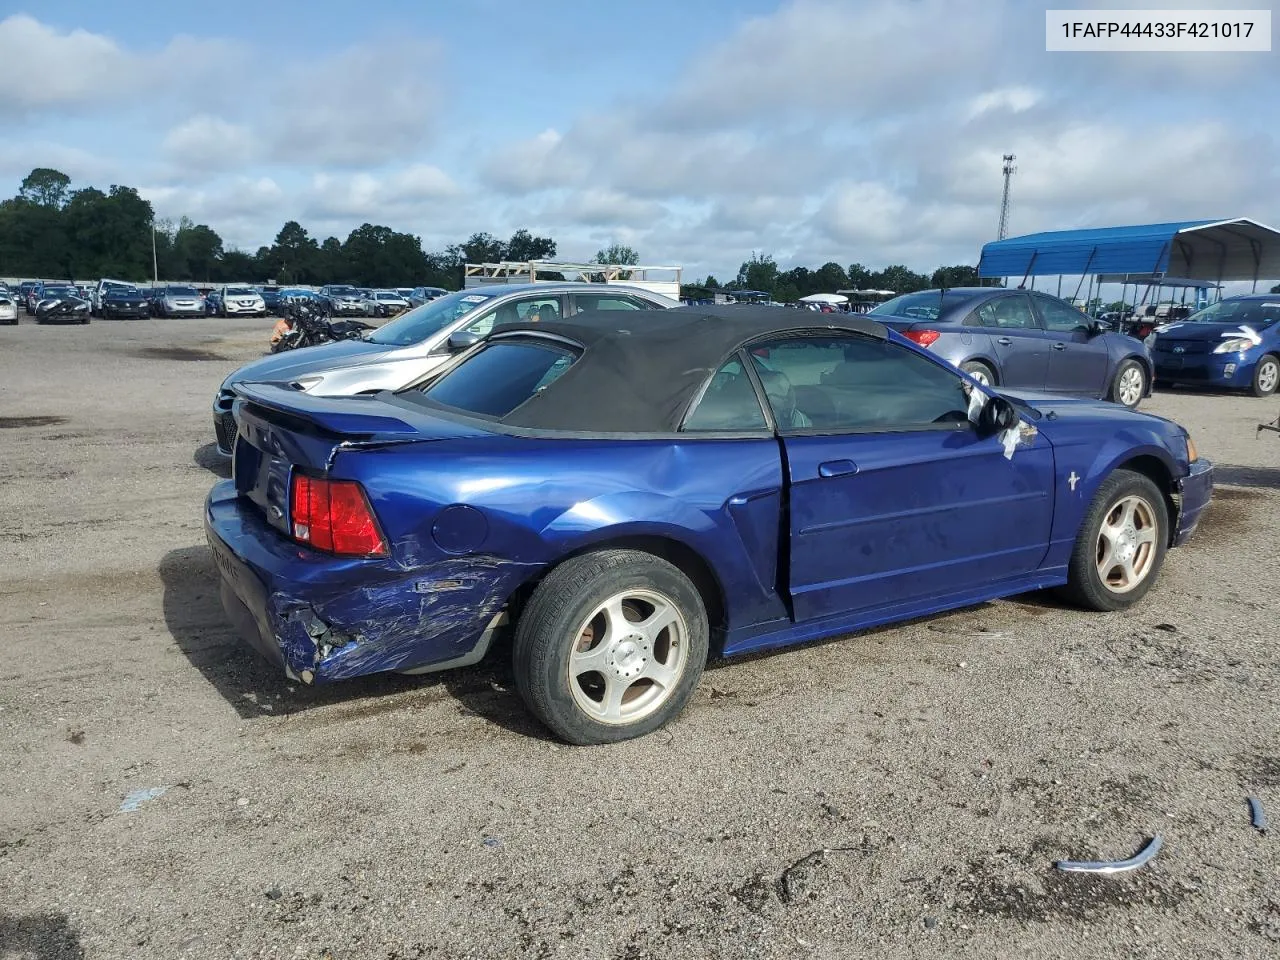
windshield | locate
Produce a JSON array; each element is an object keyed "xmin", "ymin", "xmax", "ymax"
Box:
[
  {"xmin": 43, "ymin": 287, "xmax": 74, "ymax": 298},
  {"xmin": 1185, "ymin": 299, "xmax": 1280, "ymax": 329},
  {"xmin": 329, "ymin": 286, "xmax": 357, "ymax": 296},
  {"xmin": 226, "ymin": 287, "xmax": 256, "ymax": 296},
  {"xmin": 107, "ymin": 286, "xmax": 139, "ymax": 296},
  {"xmin": 870, "ymin": 290, "xmax": 976, "ymax": 321},
  {"xmin": 168, "ymin": 286, "xmax": 198, "ymax": 296},
  {"xmin": 368, "ymin": 290, "xmax": 497, "ymax": 346}
]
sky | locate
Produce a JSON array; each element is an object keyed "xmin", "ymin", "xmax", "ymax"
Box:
[{"xmin": 1, "ymin": 0, "xmax": 1278, "ymax": 282}]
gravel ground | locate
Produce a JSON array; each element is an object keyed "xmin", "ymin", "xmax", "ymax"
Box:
[{"xmin": 1, "ymin": 315, "xmax": 1278, "ymax": 960}]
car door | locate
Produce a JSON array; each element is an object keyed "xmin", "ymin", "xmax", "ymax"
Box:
[
  {"xmin": 1033, "ymin": 294, "xmax": 1111, "ymax": 396},
  {"xmin": 969, "ymin": 294, "xmax": 1050, "ymax": 390},
  {"xmin": 748, "ymin": 334, "xmax": 1055, "ymax": 623}
]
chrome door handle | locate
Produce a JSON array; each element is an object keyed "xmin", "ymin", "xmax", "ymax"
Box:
[
  {"xmin": 1053, "ymin": 342, "xmax": 1067, "ymax": 350},
  {"xmin": 996, "ymin": 337, "xmax": 1013, "ymax": 346}
]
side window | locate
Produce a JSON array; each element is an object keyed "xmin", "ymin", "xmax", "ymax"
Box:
[
  {"xmin": 973, "ymin": 295, "xmax": 1037, "ymax": 330},
  {"xmin": 1035, "ymin": 295, "xmax": 1091, "ymax": 333},
  {"xmin": 748, "ymin": 336, "xmax": 971, "ymax": 432},
  {"xmin": 465, "ymin": 297, "xmax": 566, "ymax": 336},
  {"xmin": 681, "ymin": 358, "xmax": 768, "ymax": 432},
  {"xmin": 572, "ymin": 294, "xmax": 647, "ymax": 314}
]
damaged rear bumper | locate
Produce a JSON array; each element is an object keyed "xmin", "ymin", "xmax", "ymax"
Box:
[
  {"xmin": 1172, "ymin": 457, "xmax": 1213, "ymax": 547},
  {"xmin": 204, "ymin": 480, "xmax": 534, "ymax": 683}
]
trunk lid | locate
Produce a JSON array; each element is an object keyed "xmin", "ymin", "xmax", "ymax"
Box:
[{"xmin": 231, "ymin": 383, "xmax": 487, "ymax": 536}]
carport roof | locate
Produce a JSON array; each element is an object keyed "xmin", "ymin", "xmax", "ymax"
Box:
[{"xmin": 977, "ymin": 219, "xmax": 1280, "ymax": 282}]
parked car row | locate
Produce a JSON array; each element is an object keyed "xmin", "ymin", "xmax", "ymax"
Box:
[{"xmin": 4, "ymin": 279, "xmax": 455, "ymax": 322}]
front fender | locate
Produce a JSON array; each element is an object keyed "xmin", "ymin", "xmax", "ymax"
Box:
[{"xmin": 1046, "ymin": 436, "xmax": 1180, "ymax": 563}]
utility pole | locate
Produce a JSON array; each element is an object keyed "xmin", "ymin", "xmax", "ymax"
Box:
[
  {"xmin": 997, "ymin": 153, "xmax": 1016, "ymax": 240},
  {"xmin": 151, "ymin": 220, "xmax": 159, "ymax": 283}
]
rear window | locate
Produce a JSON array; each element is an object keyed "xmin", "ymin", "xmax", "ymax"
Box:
[
  {"xmin": 870, "ymin": 290, "xmax": 975, "ymax": 321},
  {"xmin": 419, "ymin": 341, "xmax": 577, "ymax": 419},
  {"xmin": 226, "ymin": 287, "xmax": 256, "ymax": 296}
]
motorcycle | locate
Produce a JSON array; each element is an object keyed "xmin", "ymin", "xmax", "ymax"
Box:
[{"xmin": 270, "ymin": 300, "xmax": 374, "ymax": 353}]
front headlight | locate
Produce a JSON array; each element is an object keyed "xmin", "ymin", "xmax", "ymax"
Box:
[
  {"xmin": 292, "ymin": 376, "xmax": 323, "ymax": 391},
  {"xmin": 1214, "ymin": 337, "xmax": 1254, "ymax": 354},
  {"xmin": 1185, "ymin": 434, "xmax": 1198, "ymax": 462}
]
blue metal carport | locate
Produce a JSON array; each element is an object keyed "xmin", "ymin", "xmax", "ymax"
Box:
[{"xmin": 978, "ymin": 219, "xmax": 1280, "ymax": 290}]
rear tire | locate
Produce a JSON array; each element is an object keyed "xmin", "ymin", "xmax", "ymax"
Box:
[
  {"xmin": 1109, "ymin": 358, "xmax": 1146, "ymax": 409},
  {"xmin": 513, "ymin": 550, "xmax": 708, "ymax": 745},
  {"xmin": 1251, "ymin": 354, "xmax": 1279, "ymax": 398},
  {"xmin": 961, "ymin": 360, "xmax": 996, "ymax": 386},
  {"xmin": 1059, "ymin": 469, "xmax": 1167, "ymax": 612}
]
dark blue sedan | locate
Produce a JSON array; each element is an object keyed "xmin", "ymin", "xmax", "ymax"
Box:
[
  {"xmin": 868, "ymin": 288, "xmax": 1153, "ymax": 408},
  {"xmin": 1150, "ymin": 295, "xmax": 1280, "ymax": 397},
  {"xmin": 205, "ymin": 306, "xmax": 1212, "ymax": 743}
]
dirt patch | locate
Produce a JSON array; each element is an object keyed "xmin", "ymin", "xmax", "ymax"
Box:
[
  {"xmin": 1197, "ymin": 489, "xmax": 1260, "ymax": 536},
  {"xmin": 0, "ymin": 416, "xmax": 68, "ymax": 429},
  {"xmin": 951, "ymin": 840, "xmax": 1187, "ymax": 923},
  {"xmin": 131, "ymin": 346, "xmax": 228, "ymax": 362}
]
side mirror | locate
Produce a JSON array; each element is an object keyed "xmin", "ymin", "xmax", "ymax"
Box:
[
  {"xmin": 1089, "ymin": 319, "xmax": 1113, "ymax": 336},
  {"xmin": 447, "ymin": 330, "xmax": 481, "ymax": 352},
  {"xmin": 976, "ymin": 395, "xmax": 1020, "ymax": 436}
]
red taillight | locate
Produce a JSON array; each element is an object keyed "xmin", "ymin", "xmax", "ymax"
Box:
[
  {"xmin": 903, "ymin": 329, "xmax": 941, "ymax": 348},
  {"xmin": 290, "ymin": 473, "xmax": 387, "ymax": 557}
]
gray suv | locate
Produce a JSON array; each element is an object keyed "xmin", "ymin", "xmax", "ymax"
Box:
[{"xmin": 211, "ymin": 282, "xmax": 678, "ymax": 454}]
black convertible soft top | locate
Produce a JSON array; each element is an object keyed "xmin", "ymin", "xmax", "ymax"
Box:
[{"xmin": 472, "ymin": 304, "xmax": 889, "ymax": 433}]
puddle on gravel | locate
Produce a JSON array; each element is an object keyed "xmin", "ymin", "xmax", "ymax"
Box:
[
  {"xmin": 0, "ymin": 416, "xmax": 68, "ymax": 429},
  {"xmin": 131, "ymin": 346, "xmax": 228, "ymax": 361}
]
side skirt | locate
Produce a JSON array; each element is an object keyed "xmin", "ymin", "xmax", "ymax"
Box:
[{"xmin": 721, "ymin": 567, "xmax": 1069, "ymax": 658}]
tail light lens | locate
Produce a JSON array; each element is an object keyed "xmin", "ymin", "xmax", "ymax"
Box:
[
  {"xmin": 290, "ymin": 473, "xmax": 388, "ymax": 557},
  {"xmin": 903, "ymin": 329, "xmax": 941, "ymax": 348}
]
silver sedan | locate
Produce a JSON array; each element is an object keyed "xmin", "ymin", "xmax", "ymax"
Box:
[{"xmin": 211, "ymin": 282, "xmax": 678, "ymax": 454}]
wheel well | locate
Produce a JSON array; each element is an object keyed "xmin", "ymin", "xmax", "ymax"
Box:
[
  {"xmin": 963, "ymin": 357, "xmax": 998, "ymax": 382},
  {"xmin": 506, "ymin": 535, "xmax": 727, "ymax": 635},
  {"xmin": 1115, "ymin": 454, "xmax": 1177, "ymax": 522}
]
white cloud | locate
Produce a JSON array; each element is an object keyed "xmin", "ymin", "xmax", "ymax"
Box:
[
  {"xmin": 162, "ymin": 115, "xmax": 260, "ymax": 171},
  {"xmin": 0, "ymin": 14, "xmax": 242, "ymax": 118},
  {"xmin": 965, "ymin": 86, "xmax": 1043, "ymax": 120},
  {"xmin": 267, "ymin": 41, "xmax": 443, "ymax": 166},
  {"xmin": 304, "ymin": 164, "xmax": 459, "ymax": 219}
]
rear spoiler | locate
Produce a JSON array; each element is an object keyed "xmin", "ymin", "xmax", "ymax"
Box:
[{"xmin": 233, "ymin": 382, "xmax": 419, "ymax": 437}]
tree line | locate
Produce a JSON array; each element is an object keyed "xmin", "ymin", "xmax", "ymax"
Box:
[
  {"xmin": 0, "ymin": 167, "xmax": 991, "ymax": 298},
  {"xmin": 683, "ymin": 252, "xmax": 984, "ymax": 302}
]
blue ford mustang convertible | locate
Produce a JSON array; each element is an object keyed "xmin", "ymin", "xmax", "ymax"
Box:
[{"xmin": 206, "ymin": 306, "xmax": 1214, "ymax": 744}]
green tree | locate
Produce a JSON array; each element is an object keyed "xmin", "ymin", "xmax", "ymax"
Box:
[
  {"xmin": 216, "ymin": 249, "xmax": 260, "ymax": 283},
  {"xmin": 174, "ymin": 222, "xmax": 224, "ymax": 281},
  {"xmin": 268, "ymin": 221, "xmax": 320, "ymax": 284},
  {"xmin": 594, "ymin": 243, "xmax": 639, "ymax": 265},
  {"xmin": 846, "ymin": 263, "xmax": 873, "ymax": 289},
  {"xmin": 736, "ymin": 252, "xmax": 779, "ymax": 295},
  {"xmin": 342, "ymin": 223, "xmax": 428, "ymax": 287},
  {"xmin": 20, "ymin": 168, "xmax": 72, "ymax": 208},
  {"xmin": 871, "ymin": 265, "xmax": 930, "ymax": 294},
  {"xmin": 704, "ymin": 275, "xmax": 721, "ymax": 289},
  {"xmin": 812, "ymin": 261, "xmax": 848, "ymax": 293},
  {"xmin": 506, "ymin": 228, "xmax": 556, "ymax": 262},
  {"xmin": 930, "ymin": 264, "xmax": 980, "ymax": 288}
]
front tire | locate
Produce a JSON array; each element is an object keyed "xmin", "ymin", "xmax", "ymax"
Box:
[
  {"xmin": 1252, "ymin": 354, "xmax": 1279, "ymax": 398},
  {"xmin": 1059, "ymin": 469, "xmax": 1167, "ymax": 612},
  {"xmin": 513, "ymin": 550, "xmax": 709, "ymax": 745},
  {"xmin": 1109, "ymin": 358, "xmax": 1147, "ymax": 409},
  {"xmin": 961, "ymin": 360, "xmax": 996, "ymax": 386}
]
